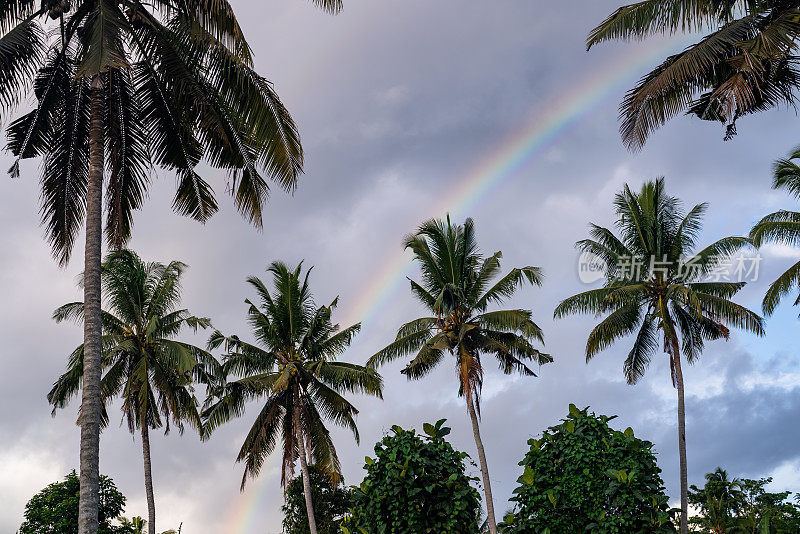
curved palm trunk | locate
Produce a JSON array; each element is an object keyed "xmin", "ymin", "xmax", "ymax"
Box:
[
  {"xmin": 294, "ymin": 402, "xmax": 318, "ymax": 534},
  {"xmin": 674, "ymin": 354, "xmax": 689, "ymax": 534},
  {"xmin": 141, "ymin": 424, "xmax": 156, "ymax": 534},
  {"xmin": 467, "ymin": 393, "xmax": 498, "ymax": 534},
  {"xmin": 78, "ymin": 75, "xmax": 104, "ymax": 534}
]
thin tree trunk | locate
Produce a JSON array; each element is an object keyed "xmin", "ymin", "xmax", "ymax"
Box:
[
  {"xmin": 294, "ymin": 402, "xmax": 318, "ymax": 534},
  {"xmin": 78, "ymin": 75, "xmax": 104, "ymax": 534},
  {"xmin": 467, "ymin": 393, "xmax": 497, "ymax": 534},
  {"xmin": 674, "ymin": 354, "xmax": 689, "ymax": 534},
  {"xmin": 141, "ymin": 424, "xmax": 156, "ymax": 534}
]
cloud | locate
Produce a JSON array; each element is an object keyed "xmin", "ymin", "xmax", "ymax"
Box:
[{"xmin": 2, "ymin": 0, "xmax": 799, "ymax": 532}]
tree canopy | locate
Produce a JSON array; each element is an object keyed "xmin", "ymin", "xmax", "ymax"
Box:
[
  {"xmin": 507, "ymin": 405, "xmax": 676, "ymax": 534},
  {"xmin": 19, "ymin": 471, "xmax": 129, "ymax": 534},
  {"xmin": 342, "ymin": 420, "xmax": 482, "ymax": 534}
]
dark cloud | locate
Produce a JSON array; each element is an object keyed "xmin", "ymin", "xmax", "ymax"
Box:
[{"xmin": 2, "ymin": 0, "xmax": 799, "ymax": 532}]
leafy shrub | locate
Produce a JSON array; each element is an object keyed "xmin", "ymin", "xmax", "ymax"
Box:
[
  {"xmin": 341, "ymin": 419, "xmax": 482, "ymax": 534},
  {"xmin": 19, "ymin": 470, "xmax": 129, "ymax": 534},
  {"xmin": 507, "ymin": 405, "xmax": 676, "ymax": 534}
]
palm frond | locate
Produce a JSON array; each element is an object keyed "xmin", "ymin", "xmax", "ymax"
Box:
[
  {"xmin": 475, "ymin": 309, "xmax": 544, "ymax": 343},
  {"xmin": 554, "ymin": 287, "xmax": 618, "ymax": 318},
  {"xmin": 623, "ymin": 312, "xmax": 658, "ymax": 384},
  {"xmin": 761, "ymin": 258, "xmax": 800, "ymax": 315},
  {"xmin": 750, "ymin": 211, "xmax": 800, "ymax": 247},
  {"xmin": 0, "ymin": 17, "xmax": 45, "ymax": 111},
  {"xmin": 309, "ymin": 361, "xmax": 383, "ymax": 398},
  {"xmin": 475, "ymin": 266, "xmax": 543, "ymax": 312},
  {"xmin": 368, "ymin": 326, "xmax": 434, "ymax": 369},
  {"xmin": 587, "ymin": 0, "xmax": 732, "ymax": 49},
  {"xmin": 401, "ymin": 333, "xmax": 448, "ymax": 380},
  {"xmin": 586, "ymin": 303, "xmax": 643, "ymax": 360}
]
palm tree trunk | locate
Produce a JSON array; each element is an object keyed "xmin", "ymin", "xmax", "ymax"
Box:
[
  {"xmin": 467, "ymin": 393, "xmax": 498, "ymax": 534},
  {"xmin": 294, "ymin": 402, "xmax": 318, "ymax": 534},
  {"xmin": 78, "ymin": 74, "xmax": 104, "ymax": 534},
  {"xmin": 674, "ymin": 353, "xmax": 689, "ymax": 534},
  {"xmin": 141, "ymin": 424, "xmax": 156, "ymax": 534}
]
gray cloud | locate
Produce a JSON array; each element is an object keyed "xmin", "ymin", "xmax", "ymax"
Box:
[{"xmin": 2, "ymin": 0, "xmax": 799, "ymax": 532}]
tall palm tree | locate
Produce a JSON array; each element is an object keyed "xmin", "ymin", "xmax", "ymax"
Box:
[
  {"xmin": 47, "ymin": 250, "xmax": 218, "ymax": 534},
  {"xmin": 750, "ymin": 147, "xmax": 800, "ymax": 315},
  {"xmin": 1, "ymin": 0, "xmax": 336, "ymax": 530},
  {"xmin": 202, "ymin": 261, "xmax": 383, "ymax": 534},
  {"xmin": 555, "ymin": 178, "xmax": 764, "ymax": 534},
  {"xmin": 587, "ymin": 1, "xmax": 800, "ymax": 150},
  {"xmin": 368, "ymin": 216, "xmax": 552, "ymax": 534}
]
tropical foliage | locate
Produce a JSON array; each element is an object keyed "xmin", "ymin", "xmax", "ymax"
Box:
[
  {"xmin": 201, "ymin": 261, "xmax": 382, "ymax": 534},
  {"xmin": 689, "ymin": 469, "xmax": 800, "ymax": 533},
  {"xmin": 47, "ymin": 250, "xmax": 215, "ymax": 534},
  {"xmin": 750, "ymin": 146, "xmax": 800, "ymax": 315},
  {"xmin": 588, "ymin": 0, "xmax": 800, "ymax": 149},
  {"xmin": 341, "ymin": 420, "xmax": 482, "ymax": 534},
  {"xmin": 18, "ymin": 471, "xmax": 129, "ymax": 534},
  {"xmin": 369, "ymin": 216, "xmax": 551, "ymax": 534},
  {"xmin": 0, "ymin": 0, "xmax": 323, "ymax": 527},
  {"xmin": 2, "ymin": 0, "xmax": 307, "ymax": 258},
  {"xmin": 555, "ymin": 178, "xmax": 764, "ymax": 533},
  {"xmin": 281, "ymin": 464, "xmax": 352, "ymax": 534},
  {"xmin": 506, "ymin": 405, "xmax": 676, "ymax": 534}
]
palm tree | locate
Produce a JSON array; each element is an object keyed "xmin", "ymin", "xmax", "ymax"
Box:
[
  {"xmin": 202, "ymin": 261, "xmax": 383, "ymax": 534},
  {"xmin": 0, "ymin": 0, "xmax": 338, "ymax": 529},
  {"xmin": 750, "ymin": 148, "xmax": 800, "ymax": 315},
  {"xmin": 119, "ymin": 517, "xmax": 146, "ymax": 534},
  {"xmin": 555, "ymin": 178, "xmax": 764, "ymax": 534},
  {"xmin": 368, "ymin": 216, "xmax": 551, "ymax": 534},
  {"xmin": 48, "ymin": 250, "xmax": 218, "ymax": 534},
  {"xmin": 587, "ymin": 1, "xmax": 800, "ymax": 150},
  {"xmin": 689, "ymin": 468, "xmax": 745, "ymax": 533}
]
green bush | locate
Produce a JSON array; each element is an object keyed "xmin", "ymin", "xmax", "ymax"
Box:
[
  {"xmin": 507, "ymin": 405, "xmax": 676, "ymax": 534},
  {"xmin": 342, "ymin": 419, "xmax": 482, "ymax": 534},
  {"xmin": 19, "ymin": 470, "xmax": 129, "ymax": 534}
]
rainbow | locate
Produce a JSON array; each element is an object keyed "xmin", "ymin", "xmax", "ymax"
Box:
[
  {"xmin": 338, "ymin": 36, "xmax": 692, "ymax": 329},
  {"xmin": 227, "ymin": 34, "xmax": 692, "ymax": 532}
]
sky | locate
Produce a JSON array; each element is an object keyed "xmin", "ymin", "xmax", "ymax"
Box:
[{"xmin": 2, "ymin": 1, "xmax": 800, "ymax": 532}]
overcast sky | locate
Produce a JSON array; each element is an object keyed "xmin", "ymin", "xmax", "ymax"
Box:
[{"xmin": 3, "ymin": 1, "xmax": 800, "ymax": 532}]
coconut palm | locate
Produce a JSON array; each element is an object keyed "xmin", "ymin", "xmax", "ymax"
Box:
[
  {"xmin": 368, "ymin": 216, "xmax": 552, "ymax": 534},
  {"xmin": 587, "ymin": 1, "xmax": 800, "ymax": 150},
  {"xmin": 554, "ymin": 178, "xmax": 764, "ymax": 534},
  {"xmin": 0, "ymin": 0, "xmax": 338, "ymax": 529},
  {"xmin": 689, "ymin": 468, "xmax": 745, "ymax": 533},
  {"xmin": 202, "ymin": 261, "xmax": 383, "ymax": 534},
  {"xmin": 47, "ymin": 250, "xmax": 217, "ymax": 534},
  {"xmin": 750, "ymin": 148, "xmax": 800, "ymax": 315}
]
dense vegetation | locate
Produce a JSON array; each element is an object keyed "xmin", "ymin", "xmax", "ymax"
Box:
[
  {"xmin": 689, "ymin": 468, "xmax": 800, "ymax": 533},
  {"xmin": 282, "ymin": 465, "xmax": 352, "ymax": 534},
  {"xmin": 19, "ymin": 472, "xmax": 128, "ymax": 534},
  {"xmin": 341, "ymin": 420, "xmax": 482, "ymax": 534},
  {"xmin": 506, "ymin": 405, "xmax": 675, "ymax": 533}
]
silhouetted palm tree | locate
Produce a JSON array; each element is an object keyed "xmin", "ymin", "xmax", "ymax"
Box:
[
  {"xmin": 48, "ymin": 250, "xmax": 216, "ymax": 534},
  {"xmin": 750, "ymin": 147, "xmax": 800, "ymax": 315},
  {"xmin": 203, "ymin": 262, "xmax": 382, "ymax": 534},
  {"xmin": 0, "ymin": 0, "xmax": 337, "ymax": 529},
  {"xmin": 555, "ymin": 178, "xmax": 764, "ymax": 534},
  {"xmin": 370, "ymin": 216, "xmax": 551, "ymax": 534}
]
